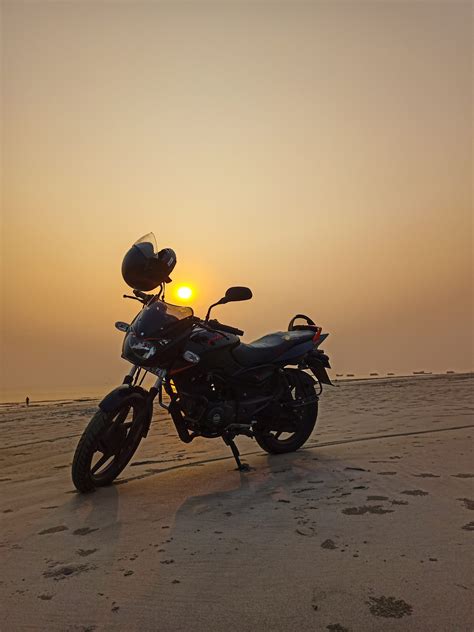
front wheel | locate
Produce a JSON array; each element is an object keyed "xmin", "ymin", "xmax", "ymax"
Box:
[
  {"xmin": 71, "ymin": 399, "xmax": 147, "ymax": 493},
  {"xmin": 255, "ymin": 368, "xmax": 318, "ymax": 454}
]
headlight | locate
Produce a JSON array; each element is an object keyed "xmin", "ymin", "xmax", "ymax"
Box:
[{"xmin": 127, "ymin": 334, "xmax": 157, "ymax": 360}]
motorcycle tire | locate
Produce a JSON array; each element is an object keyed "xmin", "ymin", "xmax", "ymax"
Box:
[
  {"xmin": 72, "ymin": 400, "xmax": 146, "ymax": 493},
  {"xmin": 255, "ymin": 368, "xmax": 318, "ymax": 454}
]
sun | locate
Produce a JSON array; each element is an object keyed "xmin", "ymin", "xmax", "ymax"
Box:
[{"xmin": 176, "ymin": 286, "xmax": 193, "ymax": 300}]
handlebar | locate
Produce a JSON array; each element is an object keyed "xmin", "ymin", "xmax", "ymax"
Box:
[
  {"xmin": 207, "ymin": 319, "xmax": 244, "ymax": 336},
  {"xmin": 133, "ymin": 289, "xmax": 153, "ymax": 301},
  {"xmin": 123, "ymin": 290, "xmax": 154, "ymax": 304}
]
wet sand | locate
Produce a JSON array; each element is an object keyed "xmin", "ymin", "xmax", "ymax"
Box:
[{"xmin": 1, "ymin": 374, "xmax": 473, "ymax": 631}]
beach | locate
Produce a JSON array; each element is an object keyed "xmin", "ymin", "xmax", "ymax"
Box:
[{"xmin": 1, "ymin": 373, "xmax": 473, "ymax": 631}]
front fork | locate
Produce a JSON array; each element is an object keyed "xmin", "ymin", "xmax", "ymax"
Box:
[
  {"xmin": 123, "ymin": 364, "xmax": 139, "ymax": 385},
  {"xmin": 121, "ymin": 365, "xmax": 169, "ymax": 437}
]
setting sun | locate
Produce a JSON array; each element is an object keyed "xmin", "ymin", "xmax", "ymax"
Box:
[{"xmin": 176, "ymin": 286, "xmax": 193, "ymax": 300}]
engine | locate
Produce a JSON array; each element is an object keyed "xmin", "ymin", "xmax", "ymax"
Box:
[
  {"xmin": 204, "ymin": 401, "xmax": 237, "ymax": 429},
  {"xmin": 173, "ymin": 368, "xmax": 279, "ymax": 435}
]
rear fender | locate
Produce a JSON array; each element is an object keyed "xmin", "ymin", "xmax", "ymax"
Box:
[{"xmin": 306, "ymin": 351, "xmax": 333, "ymax": 385}]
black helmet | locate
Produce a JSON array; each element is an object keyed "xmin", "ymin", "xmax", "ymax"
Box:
[{"xmin": 122, "ymin": 233, "xmax": 177, "ymax": 291}]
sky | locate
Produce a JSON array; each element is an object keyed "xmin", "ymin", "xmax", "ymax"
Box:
[{"xmin": 1, "ymin": 1, "xmax": 472, "ymax": 401}]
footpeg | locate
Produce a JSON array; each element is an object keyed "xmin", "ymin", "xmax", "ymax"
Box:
[{"xmin": 225, "ymin": 423, "xmax": 254, "ymax": 438}]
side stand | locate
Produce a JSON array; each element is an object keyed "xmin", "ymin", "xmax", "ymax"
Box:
[{"xmin": 223, "ymin": 434, "xmax": 250, "ymax": 472}]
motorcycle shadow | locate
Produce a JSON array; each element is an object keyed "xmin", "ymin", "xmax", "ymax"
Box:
[
  {"xmin": 124, "ymin": 449, "xmax": 345, "ymax": 626},
  {"xmin": 61, "ymin": 448, "xmax": 354, "ymax": 629},
  {"xmin": 167, "ymin": 448, "xmax": 333, "ymax": 521}
]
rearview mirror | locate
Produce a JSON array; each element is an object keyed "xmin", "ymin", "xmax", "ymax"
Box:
[
  {"xmin": 205, "ymin": 286, "xmax": 253, "ymax": 321},
  {"xmin": 223, "ymin": 286, "xmax": 253, "ymax": 303}
]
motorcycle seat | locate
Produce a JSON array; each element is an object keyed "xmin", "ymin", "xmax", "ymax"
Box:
[{"xmin": 232, "ymin": 330, "xmax": 314, "ymax": 367}]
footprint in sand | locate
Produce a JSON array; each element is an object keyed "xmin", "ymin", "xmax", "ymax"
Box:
[
  {"xmin": 457, "ymin": 498, "xmax": 474, "ymax": 511},
  {"xmin": 452, "ymin": 473, "xmax": 474, "ymax": 479},
  {"xmin": 461, "ymin": 522, "xmax": 474, "ymax": 531},
  {"xmin": 296, "ymin": 527, "xmax": 315, "ymax": 536},
  {"xmin": 378, "ymin": 471, "xmax": 397, "ymax": 476},
  {"xmin": 77, "ymin": 548, "xmax": 97, "ymax": 557},
  {"xmin": 367, "ymin": 595, "xmax": 413, "ymax": 618},
  {"xmin": 321, "ymin": 539, "xmax": 337, "ymax": 549},
  {"xmin": 342, "ymin": 505, "xmax": 393, "ymax": 516},
  {"xmin": 73, "ymin": 527, "xmax": 99, "ymax": 536},
  {"xmin": 345, "ymin": 467, "xmax": 368, "ymax": 472},
  {"xmin": 413, "ymin": 473, "xmax": 439, "ymax": 478},
  {"xmin": 38, "ymin": 525, "xmax": 69, "ymax": 535},
  {"xmin": 401, "ymin": 490, "xmax": 429, "ymax": 496},
  {"xmin": 367, "ymin": 496, "xmax": 388, "ymax": 501},
  {"xmin": 43, "ymin": 564, "xmax": 93, "ymax": 580}
]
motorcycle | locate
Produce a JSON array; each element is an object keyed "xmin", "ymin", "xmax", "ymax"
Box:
[{"xmin": 72, "ymin": 234, "xmax": 332, "ymax": 492}]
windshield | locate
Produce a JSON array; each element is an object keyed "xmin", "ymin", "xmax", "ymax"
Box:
[{"xmin": 131, "ymin": 298, "xmax": 193, "ymax": 339}]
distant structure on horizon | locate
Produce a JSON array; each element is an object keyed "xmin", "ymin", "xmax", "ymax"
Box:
[
  {"xmin": 413, "ymin": 371, "xmax": 426, "ymax": 375},
  {"xmin": 387, "ymin": 372, "xmax": 395, "ymax": 376},
  {"xmin": 446, "ymin": 370, "xmax": 455, "ymax": 374},
  {"xmin": 370, "ymin": 372, "xmax": 379, "ymax": 376},
  {"xmin": 346, "ymin": 373, "xmax": 355, "ymax": 377}
]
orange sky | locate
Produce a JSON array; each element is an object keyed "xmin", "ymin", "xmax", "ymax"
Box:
[{"xmin": 1, "ymin": 1, "xmax": 472, "ymax": 400}]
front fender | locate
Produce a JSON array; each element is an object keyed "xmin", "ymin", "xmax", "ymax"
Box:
[{"xmin": 99, "ymin": 385, "xmax": 149, "ymax": 414}]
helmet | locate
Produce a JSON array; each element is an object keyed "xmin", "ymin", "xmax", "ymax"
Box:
[{"xmin": 121, "ymin": 233, "xmax": 177, "ymax": 291}]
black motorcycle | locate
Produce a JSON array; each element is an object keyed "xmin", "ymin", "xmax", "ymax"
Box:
[{"xmin": 72, "ymin": 234, "xmax": 332, "ymax": 492}]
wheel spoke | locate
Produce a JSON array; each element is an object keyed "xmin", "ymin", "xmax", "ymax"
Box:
[
  {"xmin": 114, "ymin": 406, "xmax": 131, "ymax": 425},
  {"xmin": 274, "ymin": 431, "xmax": 283, "ymax": 440},
  {"xmin": 91, "ymin": 453, "xmax": 112, "ymax": 474}
]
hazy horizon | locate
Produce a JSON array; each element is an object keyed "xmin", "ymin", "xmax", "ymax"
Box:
[{"xmin": 1, "ymin": 1, "xmax": 472, "ymax": 400}]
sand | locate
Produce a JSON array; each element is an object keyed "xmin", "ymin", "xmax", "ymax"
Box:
[{"xmin": 1, "ymin": 373, "xmax": 473, "ymax": 631}]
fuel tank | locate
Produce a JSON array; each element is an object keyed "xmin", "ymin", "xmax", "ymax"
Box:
[{"xmin": 183, "ymin": 326, "xmax": 241, "ymax": 373}]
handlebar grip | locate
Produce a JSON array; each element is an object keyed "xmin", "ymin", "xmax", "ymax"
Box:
[
  {"xmin": 133, "ymin": 290, "xmax": 148, "ymax": 299},
  {"xmin": 208, "ymin": 320, "xmax": 244, "ymax": 336}
]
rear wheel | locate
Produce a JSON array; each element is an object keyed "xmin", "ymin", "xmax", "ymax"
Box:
[
  {"xmin": 72, "ymin": 400, "xmax": 147, "ymax": 493},
  {"xmin": 255, "ymin": 368, "xmax": 318, "ymax": 454}
]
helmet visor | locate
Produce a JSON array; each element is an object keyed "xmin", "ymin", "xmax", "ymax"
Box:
[{"xmin": 133, "ymin": 232, "xmax": 158, "ymax": 255}]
